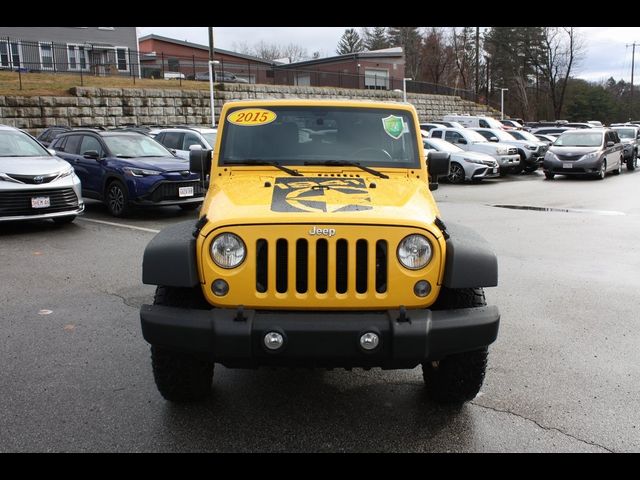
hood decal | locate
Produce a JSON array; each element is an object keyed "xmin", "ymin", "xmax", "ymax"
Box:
[{"xmin": 271, "ymin": 177, "xmax": 373, "ymax": 213}]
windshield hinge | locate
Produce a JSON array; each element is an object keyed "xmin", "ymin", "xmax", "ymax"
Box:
[
  {"xmin": 192, "ymin": 215, "xmax": 208, "ymax": 238},
  {"xmin": 434, "ymin": 217, "xmax": 449, "ymax": 240}
]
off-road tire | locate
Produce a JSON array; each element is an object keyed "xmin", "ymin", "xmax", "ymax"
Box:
[
  {"xmin": 150, "ymin": 286, "xmax": 214, "ymax": 402},
  {"xmin": 422, "ymin": 287, "xmax": 489, "ymax": 405}
]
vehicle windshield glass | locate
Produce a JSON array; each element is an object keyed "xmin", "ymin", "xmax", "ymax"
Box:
[
  {"xmin": 103, "ymin": 135, "xmax": 173, "ymax": 157},
  {"xmin": 613, "ymin": 128, "xmax": 635, "ymax": 139},
  {"xmin": 0, "ymin": 130, "xmax": 50, "ymax": 157},
  {"xmin": 201, "ymin": 132, "xmax": 217, "ymax": 147},
  {"xmin": 424, "ymin": 139, "xmax": 463, "ymax": 153},
  {"xmin": 553, "ymin": 132, "xmax": 603, "ymax": 147},
  {"xmin": 465, "ymin": 130, "xmax": 490, "ymax": 143},
  {"xmin": 218, "ymin": 106, "xmax": 421, "ymax": 168},
  {"xmin": 512, "ymin": 131, "xmax": 539, "ymax": 142},
  {"xmin": 489, "ymin": 130, "xmax": 516, "ymax": 141}
]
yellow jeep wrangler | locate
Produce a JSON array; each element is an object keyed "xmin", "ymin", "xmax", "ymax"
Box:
[{"xmin": 140, "ymin": 99, "xmax": 500, "ymax": 404}]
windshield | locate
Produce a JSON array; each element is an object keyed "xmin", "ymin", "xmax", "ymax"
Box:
[
  {"xmin": 0, "ymin": 130, "xmax": 50, "ymax": 157},
  {"xmin": 103, "ymin": 135, "xmax": 173, "ymax": 157},
  {"xmin": 424, "ymin": 138, "xmax": 463, "ymax": 153},
  {"xmin": 465, "ymin": 130, "xmax": 491, "ymax": 143},
  {"xmin": 511, "ymin": 131, "xmax": 539, "ymax": 142},
  {"xmin": 201, "ymin": 132, "xmax": 217, "ymax": 148},
  {"xmin": 218, "ymin": 106, "xmax": 421, "ymax": 169},
  {"xmin": 613, "ymin": 128, "xmax": 635, "ymax": 139},
  {"xmin": 553, "ymin": 132, "xmax": 603, "ymax": 147},
  {"xmin": 487, "ymin": 130, "xmax": 516, "ymax": 142}
]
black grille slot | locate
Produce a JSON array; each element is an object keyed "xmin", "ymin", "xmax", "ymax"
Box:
[
  {"xmin": 0, "ymin": 188, "xmax": 78, "ymax": 217},
  {"xmin": 6, "ymin": 173, "xmax": 59, "ymax": 184},
  {"xmin": 148, "ymin": 181, "xmax": 204, "ymax": 202},
  {"xmin": 375, "ymin": 240, "xmax": 388, "ymax": 293},
  {"xmin": 356, "ymin": 240, "xmax": 368, "ymax": 293},
  {"xmin": 276, "ymin": 239, "xmax": 288, "ymax": 294},
  {"xmin": 296, "ymin": 239, "xmax": 308, "ymax": 293},
  {"xmin": 256, "ymin": 239, "xmax": 268, "ymax": 293},
  {"xmin": 316, "ymin": 239, "xmax": 328, "ymax": 294},
  {"xmin": 336, "ymin": 239, "xmax": 348, "ymax": 294},
  {"xmin": 556, "ymin": 154, "xmax": 583, "ymax": 161}
]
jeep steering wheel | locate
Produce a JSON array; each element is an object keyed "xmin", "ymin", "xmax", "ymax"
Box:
[{"xmin": 350, "ymin": 147, "xmax": 392, "ymax": 161}]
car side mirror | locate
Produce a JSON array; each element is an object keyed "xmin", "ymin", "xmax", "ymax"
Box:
[
  {"xmin": 83, "ymin": 150, "xmax": 100, "ymax": 159},
  {"xmin": 47, "ymin": 148, "xmax": 56, "ymax": 156},
  {"xmin": 457, "ymin": 138, "xmax": 467, "ymax": 145},
  {"xmin": 190, "ymin": 148, "xmax": 213, "ymax": 188},
  {"xmin": 489, "ymin": 136, "xmax": 499, "ymax": 142},
  {"xmin": 606, "ymin": 141, "xmax": 615, "ymax": 147},
  {"xmin": 427, "ymin": 151, "xmax": 451, "ymax": 191}
]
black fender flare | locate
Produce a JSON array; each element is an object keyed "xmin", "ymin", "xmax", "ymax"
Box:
[
  {"xmin": 142, "ymin": 219, "xmax": 200, "ymax": 287},
  {"xmin": 441, "ymin": 222, "xmax": 498, "ymax": 289}
]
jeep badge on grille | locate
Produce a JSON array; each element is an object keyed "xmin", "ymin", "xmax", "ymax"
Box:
[{"xmin": 308, "ymin": 226, "xmax": 336, "ymax": 237}]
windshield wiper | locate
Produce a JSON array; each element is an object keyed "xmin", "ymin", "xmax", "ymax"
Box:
[
  {"xmin": 223, "ymin": 160, "xmax": 302, "ymax": 176},
  {"xmin": 304, "ymin": 160, "xmax": 389, "ymax": 179}
]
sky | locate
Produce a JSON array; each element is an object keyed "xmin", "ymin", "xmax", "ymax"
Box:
[{"xmin": 136, "ymin": 27, "xmax": 640, "ymax": 84}]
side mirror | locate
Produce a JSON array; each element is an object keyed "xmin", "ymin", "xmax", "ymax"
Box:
[
  {"xmin": 457, "ymin": 138, "xmax": 467, "ymax": 145},
  {"xmin": 489, "ymin": 136, "xmax": 499, "ymax": 142},
  {"xmin": 606, "ymin": 141, "xmax": 615, "ymax": 147},
  {"xmin": 427, "ymin": 151, "xmax": 451, "ymax": 191},
  {"xmin": 190, "ymin": 148, "xmax": 213, "ymax": 189},
  {"xmin": 83, "ymin": 150, "xmax": 100, "ymax": 159},
  {"xmin": 47, "ymin": 148, "xmax": 56, "ymax": 156}
]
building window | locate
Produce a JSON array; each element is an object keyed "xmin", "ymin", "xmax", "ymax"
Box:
[
  {"xmin": 115, "ymin": 47, "xmax": 128, "ymax": 71},
  {"xmin": 67, "ymin": 44, "xmax": 90, "ymax": 71},
  {"xmin": 39, "ymin": 43, "xmax": 54, "ymax": 70},
  {"xmin": 0, "ymin": 41, "xmax": 21, "ymax": 69},
  {"xmin": 364, "ymin": 68, "xmax": 389, "ymax": 90}
]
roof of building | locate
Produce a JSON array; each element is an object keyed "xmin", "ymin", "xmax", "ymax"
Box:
[
  {"xmin": 138, "ymin": 34, "xmax": 274, "ymax": 65},
  {"xmin": 276, "ymin": 47, "xmax": 404, "ymax": 69}
]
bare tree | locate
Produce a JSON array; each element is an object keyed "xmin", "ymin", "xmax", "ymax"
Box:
[
  {"xmin": 420, "ymin": 27, "xmax": 453, "ymax": 89},
  {"xmin": 281, "ymin": 43, "xmax": 309, "ymax": 63},
  {"xmin": 252, "ymin": 41, "xmax": 284, "ymax": 61}
]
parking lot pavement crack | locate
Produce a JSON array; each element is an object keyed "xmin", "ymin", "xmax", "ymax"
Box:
[
  {"xmin": 470, "ymin": 401, "xmax": 614, "ymax": 453},
  {"xmin": 101, "ymin": 290, "xmax": 139, "ymax": 310}
]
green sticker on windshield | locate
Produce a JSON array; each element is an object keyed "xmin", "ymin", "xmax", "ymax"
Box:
[{"xmin": 382, "ymin": 115, "xmax": 404, "ymax": 139}]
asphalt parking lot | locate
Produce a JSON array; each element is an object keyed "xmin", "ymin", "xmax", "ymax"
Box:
[{"xmin": 1, "ymin": 168, "xmax": 639, "ymax": 452}]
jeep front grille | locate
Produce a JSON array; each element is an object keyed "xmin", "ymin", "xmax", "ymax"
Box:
[{"xmin": 256, "ymin": 237, "xmax": 388, "ymax": 295}]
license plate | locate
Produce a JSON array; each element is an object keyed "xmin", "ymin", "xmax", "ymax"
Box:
[
  {"xmin": 178, "ymin": 186, "xmax": 194, "ymax": 197},
  {"xmin": 563, "ymin": 163, "xmax": 573, "ymax": 169},
  {"xmin": 31, "ymin": 197, "xmax": 50, "ymax": 209}
]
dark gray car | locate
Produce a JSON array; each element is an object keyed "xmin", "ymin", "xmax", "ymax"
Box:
[
  {"xmin": 543, "ymin": 128, "xmax": 624, "ymax": 180},
  {"xmin": 610, "ymin": 125, "xmax": 638, "ymax": 171}
]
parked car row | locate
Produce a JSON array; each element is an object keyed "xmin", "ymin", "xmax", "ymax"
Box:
[{"xmin": 421, "ymin": 114, "xmax": 639, "ymax": 183}]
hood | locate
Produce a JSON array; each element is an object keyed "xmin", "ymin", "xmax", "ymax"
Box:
[
  {"xmin": 118, "ymin": 156, "xmax": 190, "ymax": 172},
  {"xmin": 0, "ymin": 156, "xmax": 71, "ymax": 176},
  {"xmin": 201, "ymin": 173, "xmax": 441, "ymax": 230},
  {"xmin": 454, "ymin": 150, "xmax": 496, "ymax": 163},
  {"xmin": 549, "ymin": 145, "xmax": 601, "ymax": 155},
  {"xmin": 470, "ymin": 142, "xmax": 513, "ymax": 154}
]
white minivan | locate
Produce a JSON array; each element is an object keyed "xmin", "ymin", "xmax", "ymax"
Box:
[{"xmin": 442, "ymin": 115, "xmax": 504, "ymax": 130}]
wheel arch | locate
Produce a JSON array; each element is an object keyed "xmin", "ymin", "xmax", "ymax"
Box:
[{"xmin": 441, "ymin": 222, "xmax": 498, "ymax": 288}]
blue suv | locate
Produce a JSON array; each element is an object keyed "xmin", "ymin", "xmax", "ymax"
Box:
[{"xmin": 50, "ymin": 129, "xmax": 204, "ymax": 216}]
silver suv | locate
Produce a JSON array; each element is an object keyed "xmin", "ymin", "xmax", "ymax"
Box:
[
  {"xmin": 610, "ymin": 125, "xmax": 638, "ymax": 171},
  {"xmin": 471, "ymin": 128, "xmax": 548, "ymax": 173},
  {"xmin": 0, "ymin": 125, "xmax": 84, "ymax": 223},
  {"xmin": 151, "ymin": 127, "xmax": 218, "ymax": 160}
]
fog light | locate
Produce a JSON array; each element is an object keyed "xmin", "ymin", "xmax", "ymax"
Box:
[
  {"xmin": 414, "ymin": 280, "xmax": 431, "ymax": 297},
  {"xmin": 360, "ymin": 332, "xmax": 379, "ymax": 351},
  {"xmin": 211, "ymin": 279, "xmax": 229, "ymax": 296},
  {"xmin": 264, "ymin": 332, "xmax": 284, "ymax": 351}
]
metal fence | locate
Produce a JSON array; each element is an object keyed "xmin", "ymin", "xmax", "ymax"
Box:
[{"xmin": 1, "ymin": 37, "xmax": 488, "ymax": 106}]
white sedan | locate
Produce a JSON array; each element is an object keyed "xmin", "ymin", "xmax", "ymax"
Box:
[{"xmin": 423, "ymin": 137, "xmax": 500, "ymax": 184}]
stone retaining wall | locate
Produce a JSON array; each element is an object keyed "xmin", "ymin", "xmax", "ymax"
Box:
[{"xmin": 0, "ymin": 83, "xmax": 500, "ymax": 135}]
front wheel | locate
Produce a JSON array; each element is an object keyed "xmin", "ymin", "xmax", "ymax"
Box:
[
  {"xmin": 422, "ymin": 287, "xmax": 489, "ymax": 405},
  {"xmin": 596, "ymin": 161, "xmax": 606, "ymax": 180},
  {"xmin": 447, "ymin": 162, "xmax": 465, "ymax": 184},
  {"xmin": 627, "ymin": 152, "xmax": 636, "ymax": 171},
  {"xmin": 613, "ymin": 157, "xmax": 622, "ymax": 175},
  {"xmin": 150, "ymin": 286, "xmax": 214, "ymax": 402},
  {"xmin": 544, "ymin": 171, "xmax": 555, "ymax": 180},
  {"xmin": 106, "ymin": 180, "xmax": 130, "ymax": 217}
]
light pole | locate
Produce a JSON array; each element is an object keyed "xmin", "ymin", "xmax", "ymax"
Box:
[
  {"xmin": 403, "ymin": 78, "xmax": 412, "ymax": 102},
  {"xmin": 208, "ymin": 60, "xmax": 219, "ymax": 127},
  {"xmin": 499, "ymin": 88, "xmax": 508, "ymax": 120}
]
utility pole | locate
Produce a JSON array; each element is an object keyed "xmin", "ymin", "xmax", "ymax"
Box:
[
  {"xmin": 628, "ymin": 42, "xmax": 637, "ymax": 121},
  {"xmin": 208, "ymin": 27, "xmax": 216, "ymax": 127},
  {"xmin": 475, "ymin": 27, "xmax": 479, "ymax": 102}
]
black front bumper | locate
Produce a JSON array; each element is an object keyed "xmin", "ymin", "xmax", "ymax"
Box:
[{"xmin": 140, "ymin": 305, "xmax": 500, "ymax": 369}]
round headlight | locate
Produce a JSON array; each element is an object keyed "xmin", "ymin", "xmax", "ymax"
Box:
[
  {"xmin": 210, "ymin": 233, "xmax": 246, "ymax": 269},
  {"xmin": 397, "ymin": 234, "xmax": 432, "ymax": 270}
]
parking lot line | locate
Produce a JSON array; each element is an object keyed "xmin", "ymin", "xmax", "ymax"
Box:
[{"xmin": 77, "ymin": 217, "xmax": 160, "ymax": 234}]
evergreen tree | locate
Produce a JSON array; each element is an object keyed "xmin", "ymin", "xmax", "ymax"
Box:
[
  {"xmin": 336, "ymin": 29, "xmax": 364, "ymax": 55},
  {"xmin": 360, "ymin": 27, "xmax": 390, "ymax": 51}
]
